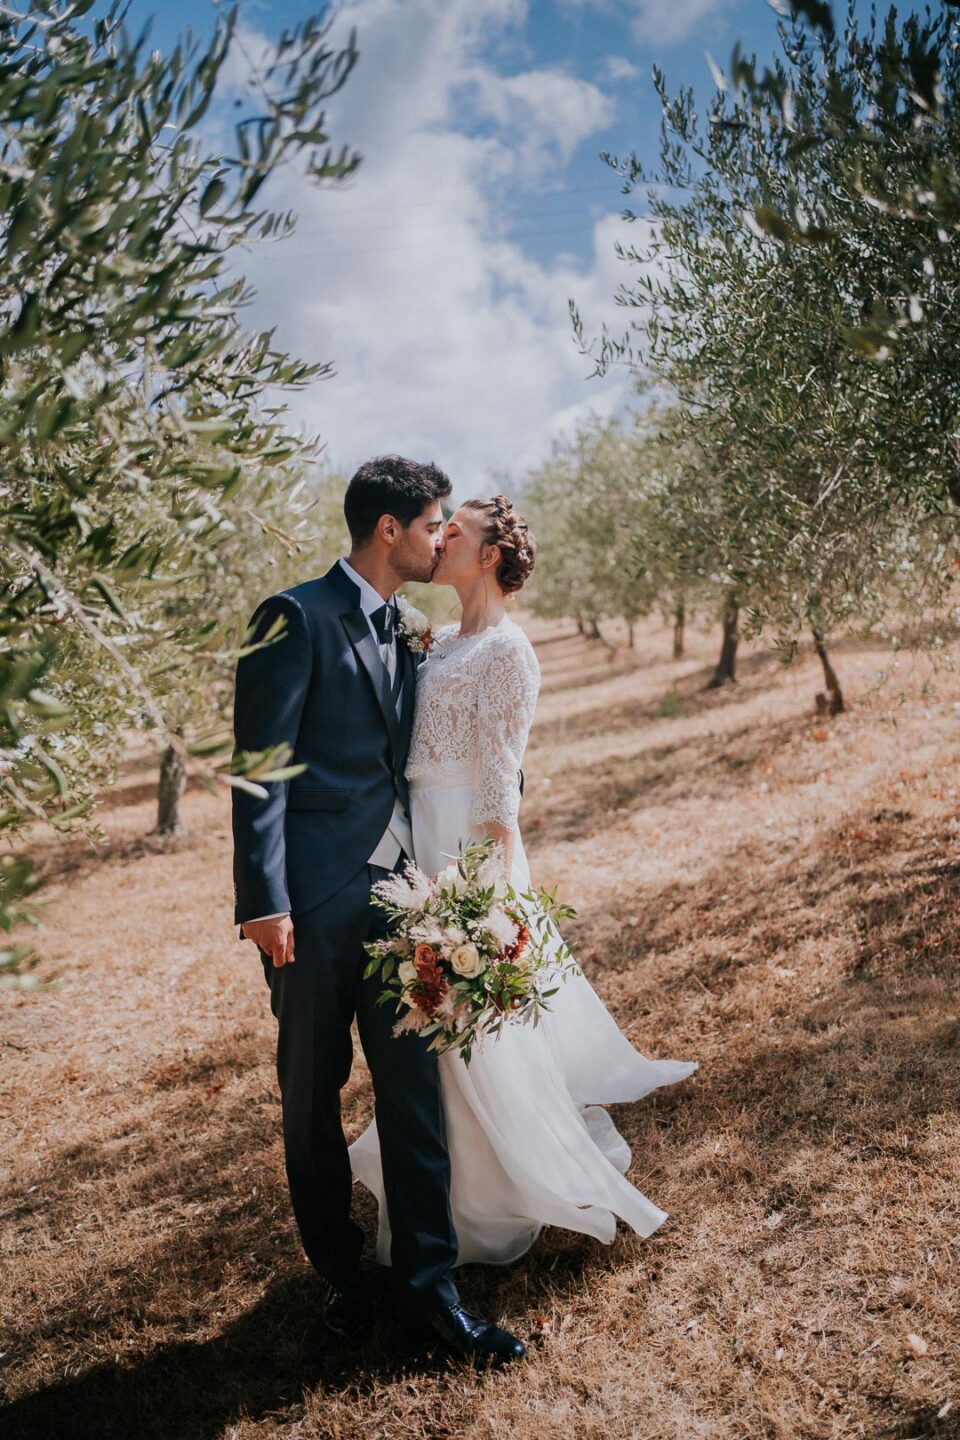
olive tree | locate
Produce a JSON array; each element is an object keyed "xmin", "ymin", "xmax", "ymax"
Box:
[
  {"xmin": 576, "ymin": 0, "xmax": 958, "ymax": 711},
  {"xmin": 152, "ymin": 459, "xmax": 352, "ymax": 836},
  {"xmin": 522, "ymin": 415, "xmax": 659, "ymax": 647},
  {"xmin": 0, "ymin": 1, "xmax": 361, "ymax": 983}
]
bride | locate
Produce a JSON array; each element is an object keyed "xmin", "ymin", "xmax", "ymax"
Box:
[{"xmin": 350, "ymin": 494, "xmax": 697, "ymax": 1265}]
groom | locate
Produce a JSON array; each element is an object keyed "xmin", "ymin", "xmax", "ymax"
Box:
[{"xmin": 232, "ymin": 455, "xmax": 526, "ymax": 1365}]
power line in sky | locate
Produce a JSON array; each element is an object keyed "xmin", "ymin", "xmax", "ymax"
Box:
[
  {"xmin": 281, "ymin": 201, "xmax": 629, "ymax": 240},
  {"xmin": 274, "ymin": 178, "xmax": 631, "ymax": 223},
  {"xmin": 248, "ymin": 215, "xmax": 628, "ymax": 263}
]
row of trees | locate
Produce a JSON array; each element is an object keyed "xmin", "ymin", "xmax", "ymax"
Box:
[
  {"xmin": 1, "ymin": 2, "xmax": 359, "ymax": 984},
  {"xmin": 523, "ymin": 412, "xmax": 693, "ymax": 658},
  {"xmin": 532, "ymin": 2, "xmax": 959, "ymax": 705}
]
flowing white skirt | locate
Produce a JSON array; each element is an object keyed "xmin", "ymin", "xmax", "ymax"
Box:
[{"xmin": 349, "ymin": 779, "xmax": 698, "ymax": 1266}]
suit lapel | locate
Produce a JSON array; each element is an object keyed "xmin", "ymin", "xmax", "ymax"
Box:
[
  {"xmin": 341, "ymin": 608, "xmax": 401, "ymax": 753},
  {"xmin": 396, "ymin": 638, "xmax": 418, "ymax": 763}
]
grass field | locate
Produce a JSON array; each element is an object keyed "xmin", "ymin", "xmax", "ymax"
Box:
[{"xmin": 2, "ymin": 612, "xmax": 958, "ymax": 1440}]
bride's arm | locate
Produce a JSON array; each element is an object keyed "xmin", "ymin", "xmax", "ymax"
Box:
[{"xmin": 470, "ymin": 634, "xmax": 540, "ymax": 879}]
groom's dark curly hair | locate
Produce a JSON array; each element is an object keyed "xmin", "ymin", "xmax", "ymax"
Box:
[{"xmin": 344, "ymin": 455, "xmax": 452, "ymax": 544}]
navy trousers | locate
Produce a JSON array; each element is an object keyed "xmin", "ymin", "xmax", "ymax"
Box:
[{"xmin": 261, "ymin": 861, "xmax": 460, "ymax": 1314}]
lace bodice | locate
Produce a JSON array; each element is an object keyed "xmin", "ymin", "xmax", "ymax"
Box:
[{"xmin": 405, "ymin": 614, "xmax": 541, "ymax": 829}]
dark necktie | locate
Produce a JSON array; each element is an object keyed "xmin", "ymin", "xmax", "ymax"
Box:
[
  {"xmin": 371, "ymin": 602, "xmax": 395, "ymax": 646},
  {"xmin": 371, "ymin": 602, "xmax": 403, "ymax": 705}
]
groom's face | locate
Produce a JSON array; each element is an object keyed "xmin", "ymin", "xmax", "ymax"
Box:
[{"xmin": 393, "ymin": 500, "xmax": 445, "ymax": 584}]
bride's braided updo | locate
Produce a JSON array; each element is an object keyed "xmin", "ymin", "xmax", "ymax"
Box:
[{"xmin": 462, "ymin": 494, "xmax": 537, "ymax": 595}]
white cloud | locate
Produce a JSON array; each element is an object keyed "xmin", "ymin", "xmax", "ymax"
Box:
[
  {"xmin": 458, "ymin": 65, "xmax": 616, "ymax": 174},
  {"xmin": 627, "ymin": 0, "xmax": 737, "ymax": 46},
  {"xmin": 602, "ymin": 55, "xmax": 642, "ymax": 84},
  {"xmin": 215, "ymin": 0, "xmax": 655, "ymax": 495},
  {"xmin": 560, "ymin": 0, "xmax": 736, "ymax": 48}
]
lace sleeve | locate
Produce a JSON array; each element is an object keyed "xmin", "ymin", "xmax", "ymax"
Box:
[{"xmin": 470, "ymin": 629, "xmax": 541, "ymax": 830}]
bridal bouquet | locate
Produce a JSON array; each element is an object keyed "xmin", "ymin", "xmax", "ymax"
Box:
[{"xmin": 363, "ymin": 840, "xmax": 579, "ymax": 1064}]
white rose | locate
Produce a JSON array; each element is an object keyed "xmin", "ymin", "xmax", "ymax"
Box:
[
  {"xmin": 398, "ymin": 959, "xmax": 418, "ymax": 987},
  {"xmin": 450, "ymin": 942, "xmax": 484, "ymax": 979}
]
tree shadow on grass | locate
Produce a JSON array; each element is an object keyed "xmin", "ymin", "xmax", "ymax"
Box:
[
  {"xmin": 530, "ymin": 660, "xmax": 792, "ymax": 756},
  {"xmin": 534, "ymin": 627, "xmax": 911, "ymax": 752},
  {"xmin": 0, "ymin": 1016, "xmax": 605, "ymax": 1440},
  {"xmin": 0, "ymin": 1269, "xmax": 477, "ymax": 1440},
  {"xmin": 522, "ymin": 626, "xmax": 581, "ymax": 650},
  {"xmin": 669, "ymin": 645, "xmax": 794, "ymax": 699},
  {"xmin": 537, "ymin": 639, "xmax": 788, "ymax": 699},
  {"xmin": 1, "ymin": 1190, "xmax": 600, "ymax": 1440},
  {"xmin": 32, "ymin": 830, "xmax": 192, "ymax": 888},
  {"xmin": 29, "ymin": 793, "xmax": 226, "ymax": 889},
  {"xmin": 591, "ymin": 801, "xmax": 960, "ymax": 1167},
  {"xmin": 96, "ymin": 774, "xmax": 209, "ymax": 814},
  {"xmin": 538, "ymin": 651, "xmax": 648, "ymax": 698},
  {"xmin": 881, "ymin": 1404, "xmax": 960, "ymax": 1440},
  {"xmin": 526, "ymin": 711, "xmax": 807, "ymax": 849}
]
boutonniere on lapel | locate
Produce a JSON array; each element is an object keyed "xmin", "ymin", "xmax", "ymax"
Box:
[{"xmin": 396, "ymin": 595, "xmax": 434, "ymax": 655}]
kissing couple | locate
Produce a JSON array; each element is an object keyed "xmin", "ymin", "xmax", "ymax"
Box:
[{"xmin": 232, "ymin": 455, "xmax": 697, "ymax": 1367}]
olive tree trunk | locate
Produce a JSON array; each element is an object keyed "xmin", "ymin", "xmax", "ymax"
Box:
[
  {"xmin": 673, "ymin": 599, "xmax": 685, "ymax": 659},
  {"xmin": 156, "ymin": 733, "xmax": 187, "ymax": 836},
  {"xmin": 706, "ymin": 599, "xmax": 739, "ymax": 688},
  {"xmin": 812, "ymin": 626, "xmax": 844, "ymax": 715},
  {"xmin": 588, "ymin": 618, "xmax": 616, "ymax": 653}
]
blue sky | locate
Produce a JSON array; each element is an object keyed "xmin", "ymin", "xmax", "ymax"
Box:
[{"xmin": 114, "ymin": 0, "xmax": 898, "ymax": 491}]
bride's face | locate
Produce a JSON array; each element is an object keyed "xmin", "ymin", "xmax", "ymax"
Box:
[{"xmin": 433, "ymin": 507, "xmax": 497, "ymax": 587}]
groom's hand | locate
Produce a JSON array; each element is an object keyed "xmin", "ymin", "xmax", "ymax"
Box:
[{"xmin": 241, "ymin": 914, "xmax": 295, "ymax": 967}]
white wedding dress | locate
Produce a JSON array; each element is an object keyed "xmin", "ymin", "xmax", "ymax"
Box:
[{"xmin": 349, "ymin": 614, "xmax": 697, "ymax": 1265}]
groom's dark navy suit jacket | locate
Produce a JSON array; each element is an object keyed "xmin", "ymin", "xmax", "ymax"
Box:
[{"xmin": 232, "ymin": 560, "xmax": 418, "ymax": 924}]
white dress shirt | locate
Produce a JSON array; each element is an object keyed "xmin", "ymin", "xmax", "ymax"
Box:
[{"xmin": 247, "ymin": 558, "xmax": 413, "ymax": 923}]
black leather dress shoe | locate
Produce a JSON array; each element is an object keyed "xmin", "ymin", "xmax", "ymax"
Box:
[
  {"xmin": 321, "ymin": 1276, "xmax": 373, "ymax": 1340},
  {"xmin": 426, "ymin": 1302, "xmax": 527, "ymax": 1367}
]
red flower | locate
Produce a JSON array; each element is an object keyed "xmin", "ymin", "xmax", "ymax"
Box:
[
  {"xmin": 413, "ymin": 943, "xmax": 448, "ymax": 1019},
  {"xmin": 507, "ymin": 925, "xmax": 530, "ymax": 964}
]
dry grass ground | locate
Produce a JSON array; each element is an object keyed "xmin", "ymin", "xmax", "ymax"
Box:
[{"xmin": 1, "ymin": 612, "xmax": 959, "ymax": 1440}]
